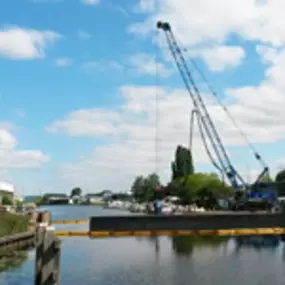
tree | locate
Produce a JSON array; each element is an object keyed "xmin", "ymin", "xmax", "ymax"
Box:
[
  {"xmin": 131, "ymin": 176, "xmax": 146, "ymax": 202},
  {"xmin": 35, "ymin": 196, "xmax": 44, "ymax": 206},
  {"xmin": 145, "ymin": 173, "xmax": 162, "ymax": 201},
  {"xmin": 2, "ymin": 196, "xmax": 13, "ymax": 206},
  {"xmin": 260, "ymin": 174, "xmax": 273, "ymax": 183},
  {"xmin": 171, "ymin": 145, "xmax": 194, "ymax": 180},
  {"xmin": 177, "ymin": 172, "xmax": 234, "ymax": 208},
  {"xmin": 164, "ymin": 180, "xmax": 183, "ymax": 197},
  {"xmin": 70, "ymin": 187, "xmax": 82, "ymax": 197},
  {"xmin": 275, "ymin": 169, "xmax": 285, "ymax": 196},
  {"xmin": 276, "ymin": 169, "xmax": 285, "ymax": 182},
  {"xmin": 16, "ymin": 200, "xmax": 24, "ymax": 207},
  {"xmin": 131, "ymin": 173, "xmax": 161, "ymax": 202}
]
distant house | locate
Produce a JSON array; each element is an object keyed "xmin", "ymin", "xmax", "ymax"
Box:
[
  {"xmin": 71, "ymin": 195, "xmax": 82, "ymax": 204},
  {"xmin": 43, "ymin": 193, "xmax": 69, "ymax": 205},
  {"xmin": 100, "ymin": 190, "xmax": 113, "ymax": 201},
  {"xmin": 85, "ymin": 194, "xmax": 104, "ymax": 204},
  {"xmin": 110, "ymin": 192, "xmax": 133, "ymax": 202},
  {"xmin": 100, "ymin": 190, "xmax": 112, "ymax": 195}
]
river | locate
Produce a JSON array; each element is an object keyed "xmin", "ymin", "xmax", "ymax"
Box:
[{"xmin": 1, "ymin": 205, "xmax": 285, "ymax": 285}]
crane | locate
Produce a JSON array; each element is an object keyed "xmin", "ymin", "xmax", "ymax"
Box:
[{"xmin": 157, "ymin": 21, "xmax": 276, "ymax": 210}]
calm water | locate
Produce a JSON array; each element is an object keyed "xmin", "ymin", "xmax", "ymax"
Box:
[{"xmin": 1, "ymin": 206, "xmax": 285, "ymax": 285}]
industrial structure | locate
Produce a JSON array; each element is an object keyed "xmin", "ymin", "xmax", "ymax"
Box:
[{"xmin": 157, "ymin": 21, "xmax": 278, "ymax": 211}]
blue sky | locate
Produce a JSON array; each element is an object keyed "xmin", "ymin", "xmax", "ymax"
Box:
[{"xmin": 1, "ymin": 0, "xmax": 285, "ymax": 195}]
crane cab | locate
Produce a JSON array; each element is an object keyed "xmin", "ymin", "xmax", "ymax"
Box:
[{"xmin": 232, "ymin": 182, "xmax": 279, "ymax": 212}]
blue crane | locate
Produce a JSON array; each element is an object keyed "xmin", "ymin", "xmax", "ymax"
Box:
[{"xmin": 157, "ymin": 21, "xmax": 276, "ymax": 210}]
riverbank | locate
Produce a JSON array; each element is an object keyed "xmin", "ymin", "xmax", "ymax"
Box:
[{"xmin": 0, "ymin": 213, "xmax": 29, "ymax": 238}]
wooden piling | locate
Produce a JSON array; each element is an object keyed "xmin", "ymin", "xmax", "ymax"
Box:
[
  {"xmin": 35, "ymin": 227, "xmax": 44, "ymax": 285},
  {"xmin": 53, "ymin": 238, "xmax": 61, "ymax": 285},
  {"xmin": 35, "ymin": 224, "xmax": 61, "ymax": 285}
]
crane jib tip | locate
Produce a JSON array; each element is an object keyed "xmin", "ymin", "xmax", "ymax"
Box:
[{"xmin": 156, "ymin": 21, "xmax": 171, "ymax": 31}]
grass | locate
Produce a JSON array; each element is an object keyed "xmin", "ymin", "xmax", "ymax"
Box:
[{"xmin": 0, "ymin": 213, "xmax": 30, "ymax": 237}]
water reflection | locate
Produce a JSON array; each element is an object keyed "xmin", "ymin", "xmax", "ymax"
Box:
[
  {"xmin": 171, "ymin": 236, "xmax": 230, "ymax": 256},
  {"xmin": 0, "ymin": 249, "xmax": 30, "ymax": 274},
  {"xmin": 234, "ymin": 235, "xmax": 280, "ymax": 252},
  {"xmin": 3, "ymin": 206, "xmax": 285, "ymax": 285},
  {"xmin": 139, "ymin": 234, "xmax": 285, "ymax": 259}
]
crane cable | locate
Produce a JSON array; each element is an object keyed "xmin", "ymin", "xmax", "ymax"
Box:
[
  {"xmin": 190, "ymin": 60, "xmax": 254, "ymax": 152},
  {"xmin": 189, "ymin": 59, "xmax": 267, "ymax": 168},
  {"xmin": 193, "ymin": 110, "xmax": 224, "ymax": 176},
  {"xmin": 154, "ymin": 29, "xmax": 160, "ymax": 176},
  {"xmin": 154, "ymin": 33, "xmax": 224, "ymax": 178},
  {"xmin": 154, "ymin": 31, "xmax": 226, "ymax": 179},
  {"xmin": 174, "ymin": 37, "xmax": 266, "ymax": 168}
]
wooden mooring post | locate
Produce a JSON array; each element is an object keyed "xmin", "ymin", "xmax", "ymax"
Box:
[{"xmin": 35, "ymin": 220, "xmax": 61, "ymax": 285}]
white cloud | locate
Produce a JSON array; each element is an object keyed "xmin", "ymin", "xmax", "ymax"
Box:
[
  {"xmin": 82, "ymin": 54, "xmax": 171, "ymax": 77},
  {"xmin": 47, "ymin": 109, "xmax": 122, "ymax": 137},
  {"xmin": 45, "ymin": 0, "xmax": 285, "ymax": 191},
  {"xmin": 134, "ymin": 0, "xmax": 155, "ymax": 13},
  {"xmin": 82, "ymin": 60, "xmax": 124, "ymax": 74},
  {"xmin": 128, "ymin": 0, "xmax": 285, "ymax": 74},
  {"xmin": 0, "ymin": 26, "xmax": 60, "ymax": 59},
  {"xmin": 0, "ymin": 127, "xmax": 49, "ymax": 169},
  {"xmin": 128, "ymin": 53, "xmax": 172, "ymax": 77},
  {"xmin": 129, "ymin": 0, "xmax": 285, "ymax": 47},
  {"xmin": 191, "ymin": 45, "xmax": 245, "ymax": 72},
  {"xmin": 55, "ymin": 57, "xmax": 73, "ymax": 67},
  {"xmin": 81, "ymin": 0, "xmax": 100, "ymax": 5},
  {"xmin": 109, "ymin": 4, "xmax": 130, "ymax": 17},
  {"xmin": 77, "ymin": 29, "xmax": 92, "ymax": 40},
  {"xmin": 48, "ymin": 56, "xmax": 285, "ymax": 191}
]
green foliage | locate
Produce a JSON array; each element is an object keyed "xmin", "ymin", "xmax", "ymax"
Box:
[
  {"xmin": 276, "ymin": 169, "xmax": 285, "ymax": 182},
  {"xmin": 171, "ymin": 145, "xmax": 194, "ymax": 180},
  {"xmin": 275, "ymin": 169, "xmax": 285, "ymax": 196},
  {"xmin": 2, "ymin": 196, "xmax": 13, "ymax": 206},
  {"xmin": 15, "ymin": 200, "xmax": 24, "ymax": 207},
  {"xmin": 177, "ymin": 173, "xmax": 233, "ymax": 208},
  {"xmin": 43, "ymin": 193, "xmax": 67, "ymax": 198},
  {"xmin": 70, "ymin": 187, "xmax": 82, "ymax": 197},
  {"xmin": 0, "ymin": 213, "xmax": 29, "ymax": 237},
  {"xmin": 164, "ymin": 180, "xmax": 185, "ymax": 197},
  {"xmin": 35, "ymin": 196, "xmax": 44, "ymax": 206},
  {"xmin": 131, "ymin": 173, "xmax": 161, "ymax": 202},
  {"xmin": 24, "ymin": 196, "xmax": 41, "ymax": 203},
  {"xmin": 34, "ymin": 193, "xmax": 68, "ymax": 205},
  {"xmin": 260, "ymin": 174, "xmax": 274, "ymax": 183},
  {"xmin": 131, "ymin": 170, "xmax": 233, "ymax": 207}
]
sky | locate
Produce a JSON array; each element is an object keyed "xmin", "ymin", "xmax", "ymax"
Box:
[{"xmin": 1, "ymin": 0, "xmax": 285, "ymax": 196}]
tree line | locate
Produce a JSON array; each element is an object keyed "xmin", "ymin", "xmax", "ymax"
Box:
[{"xmin": 130, "ymin": 145, "xmax": 285, "ymax": 209}]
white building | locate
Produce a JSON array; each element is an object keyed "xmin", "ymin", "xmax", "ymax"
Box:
[
  {"xmin": 85, "ymin": 194, "xmax": 104, "ymax": 204},
  {"xmin": 14, "ymin": 194, "xmax": 24, "ymax": 203},
  {"xmin": 0, "ymin": 181, "xmax": 15, "ymax": 204}
]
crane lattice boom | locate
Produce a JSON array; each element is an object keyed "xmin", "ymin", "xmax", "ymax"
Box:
[{"xmin": 157, "ymin": 21, "xmax": 247, "ymax": 189}]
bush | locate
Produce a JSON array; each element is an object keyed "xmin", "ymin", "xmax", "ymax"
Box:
[
  {"xmin": 2, "ymin": 196, "xmax": 13, "ymax": 206},
  {"xmin": 0, "ymin": 213, "xmax": 29, "ymax": 237},
  {"xmin": 177, "ymin": 173, "xmax": 234, "ymax": 208}
]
